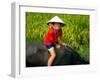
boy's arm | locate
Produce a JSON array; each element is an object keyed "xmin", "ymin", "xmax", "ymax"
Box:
[
  {"xmin": 59, "ymin": 29, "xmax": 65, "ymax": 44},
  {"xmin": 59, "ymin": 37, "xmax": 66, "ymax": 46},
  {"xmin": 58, "ymin": 36, "xmax": 64, "ymax": 44},
  {"xmin": 56, "ymin": 29, "xmax": 66, "ymax": 46}
]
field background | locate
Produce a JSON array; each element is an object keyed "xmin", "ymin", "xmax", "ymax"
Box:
[{"xmin": 26, "ymin": 12, "xmax": 89, "ymax": 62}]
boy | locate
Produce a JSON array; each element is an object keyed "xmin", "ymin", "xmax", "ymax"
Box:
[{"xmin": 44, "ymin": 16, "xmax": 65, "ymax": 66}]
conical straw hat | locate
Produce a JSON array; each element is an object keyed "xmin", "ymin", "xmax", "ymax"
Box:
[{"xmin": 47, "ymin": 16, "xmax": 65, "ymax": 26}]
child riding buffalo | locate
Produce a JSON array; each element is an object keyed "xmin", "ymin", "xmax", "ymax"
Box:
[{"xmin": 44, "ymin": 16, "xmax": 66, "ymax": 66}]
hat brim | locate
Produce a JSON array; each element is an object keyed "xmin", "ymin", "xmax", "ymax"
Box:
[{"xmin": 47, "ymin": 22, "xmax": 65, "ymax": 27}]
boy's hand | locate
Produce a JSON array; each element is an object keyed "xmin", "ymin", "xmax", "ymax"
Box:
[
  {"xmin": 56, "ymin": 44, "xmax": 61, "ymax": 49},
  {"xmin": 62, "ymin": 43, "xmax": 66, "ymax": 46}
]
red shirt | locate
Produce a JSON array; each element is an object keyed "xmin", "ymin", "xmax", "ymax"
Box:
[{"xmin": 44, "ymin": 26, "xmax": 62, "ymax": 45}]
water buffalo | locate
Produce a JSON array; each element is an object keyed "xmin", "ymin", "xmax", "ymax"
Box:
[{"xmin": 26, "ymin": 42, "xmax": 89, "ymax": 67}]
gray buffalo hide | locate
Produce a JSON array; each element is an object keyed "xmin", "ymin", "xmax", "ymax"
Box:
[{"xmin": 26, "ymin": 42, "xmax": 89, "ymax": 67}]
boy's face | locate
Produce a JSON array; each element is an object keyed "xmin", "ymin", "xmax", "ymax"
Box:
[{"xmin": 53, "ymin": 23, "xmax": 61, "ymax": 30}]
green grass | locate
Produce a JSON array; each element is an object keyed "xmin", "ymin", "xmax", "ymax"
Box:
[{"xmin": 26, "ymin": 12, "xmax": 90, "ymax": 62}]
